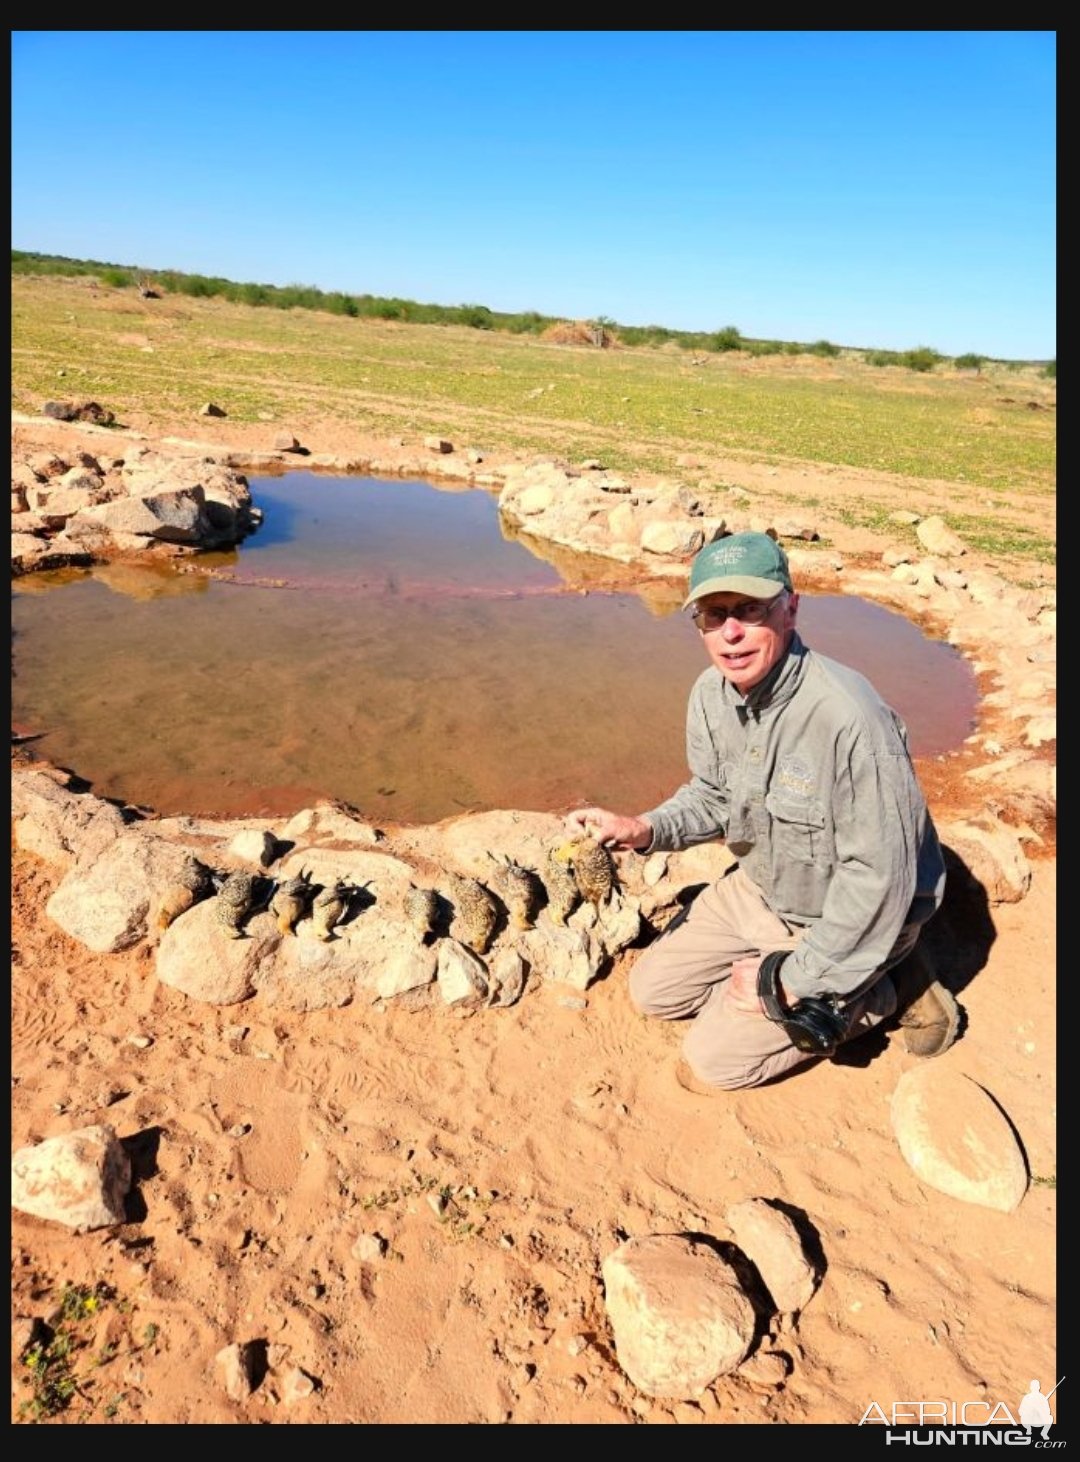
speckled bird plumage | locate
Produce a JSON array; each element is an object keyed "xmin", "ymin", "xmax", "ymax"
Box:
[
  {"xmin": 154, "ymin": 854, "xmax": 214, "ymax": 931},
  {"xmin": 555, "ymin": 835, "xmax": 615, "ymax": 909},
  {"xmin": 215, "ymin": 870, "xmax": 261, "ymax": 939},
  {"xmin": 542, "ymin": 847, "xmax": 580, "ymax": 925},
  {"xmin": 271, "ymin": 869, "xmax": 314, "ymax": 936},
  {"xmin": 404, "ymin": 885, "xmax": 440, "ymax": 942},
  {"xmin": 311, "ymin": 880, "xmax": 348, "ymax": 941},
  {"xmin": 447, "ymin": 873, "xmax": 499, "ymax": 956},
  {"xmin": 489, "ymin": 854, "xmax": 543, "ymax": 931}
]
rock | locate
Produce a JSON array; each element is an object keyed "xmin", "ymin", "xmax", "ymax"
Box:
[
  {"xmin": 515, "ymin": 483, "xmax": 555, "ymax": 515},
  {"xmin": 45, "ymin": 829, "xmax": 220, "ymax": 953},
  {"xmin": 281, "ymin": 1365, "xmax": 317, "ymax": 1404},
  {"xmin": 423, "ymin": 436, "xmax": 453, "ymax": 454},
  {"xmin": 890, "ymin": 1066, "xmax": 1028, "ymax": 1212},
  {"xmin": 199, "ymin": 402, "xmax": 227, "ymax": 417},
  {"xmin": 602, "ymin": 1234, "xmax": 755, "ymax": 1397},
  {"xmin": 227, "ymin": 829, "xmax": 278, "ymax": 868},
  {"xmin": 489, "ymin": 948, "xmax": 527, "ymax": 1007},
  {"xmin": 215, "ymin": 1342, "xmax": 256, "ymax": 1401},
  {"xmin": 352, "ymin": 1232, "xmax": 388, "ymax": 1262},
  {"xmin": 437, "ymin": 939, "xmax": 489, "ymax": 1005},
  {"xmin": 641, "ymin": 520, "xmax": 705, "ymax": 557},
  {"xmin": 11, "ymin": 770, "xmax": 127, "ymax": 870},
  {"xmin": 916, "ymin": 515, "xmax": 966, "ymax": 557},
  {"xmin": 11, "ymin": 1123, "xmax": 131, "ymax": 1230},
  {"xmin": 157, "ymin": 903, "xmax": 281, "ymax": 1004},
  {"xmin": 737, "ymin": 1349, "xmax": 791, "ymax": 1389},
  {"xmin": 939, "ymin": 814, "xmax": 1032, "ymax": 905},
  {"xmin": 520, "ymin": 918, "xmax": 597, "ymax": 990},
  {"xmin": 725, "ymin": 1197, "xmax": 817, "ymax": 1315}
]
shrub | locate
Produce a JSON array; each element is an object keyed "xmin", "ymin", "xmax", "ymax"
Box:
[
  {"xmin": 100, "ymin": 267, "xmax": 133, "ymax": 289},
  {"xmin": 708, "ymin": 325, "xmax": 743, "ymax": 353},
  {"xmin": 457, "ymin": 304, "xmax": 494, "ymax": 330},
  {"xmin": 808, "ymin": 339, "xmax": 841, "ymax": 357},
  {"xmin": 867, "ymin": 349, "xmax": 901, "ymax": 367},
  {"xmin": 900, "ymin": 346, "xmax": 943, "ymax": 373},
  {"xmin": 323, "ymin": 292, "xmax": 360, "ymax": 317},
  {"xmin": 503, "ymin": 310, "xmax": 549, "ymax": 335},
  {"xmin": 954, "ymin": 353, "xmax": 985, "ymax": 372},
  {"xmin": 1042, "ymin": 359, "xmax": 1056, "ymax": 379}
]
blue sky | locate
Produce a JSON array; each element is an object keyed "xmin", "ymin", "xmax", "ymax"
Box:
[{"xmin": 11, "ymin": 30, "xmax": 1056, "ymax": 359}]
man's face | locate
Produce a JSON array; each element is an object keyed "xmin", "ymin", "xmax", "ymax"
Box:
[{"xmin": 692, "ymin": 590, "xmax": 798, "ymax": 693}]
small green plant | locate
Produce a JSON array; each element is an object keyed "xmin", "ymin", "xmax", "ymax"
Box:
[
  {"xmin": 16, "ymin": 1282, "xmax": 143, "ymax": 1422},
  {"xmin": 808, "ymin": 338, "xmax": 841, "ymax": 357},
  {"xmin": 954, "ymin": 353, "xmax": 985, "ymax": 373},
  {"xmin": 359, "ymin": 1172, "xmax": 496, "ymax": 1242},
  {"xmin": 1042, "ymin": 359, "xmax": 1056, "ymax": 379}
]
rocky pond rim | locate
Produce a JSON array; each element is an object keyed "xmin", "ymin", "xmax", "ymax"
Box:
[{"xmin": 10, "ymin": 411, "xmax": 1056, "ymax": 861}]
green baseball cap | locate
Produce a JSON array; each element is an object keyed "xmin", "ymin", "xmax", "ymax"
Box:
[{"xmin": 682, "ymin": 531, "xmax": 793, "ymax": 609}]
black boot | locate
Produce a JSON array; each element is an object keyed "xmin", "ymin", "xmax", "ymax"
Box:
[{"xmin": 891, "ymin": 943, "xmax": 961, "ymax": 1057}]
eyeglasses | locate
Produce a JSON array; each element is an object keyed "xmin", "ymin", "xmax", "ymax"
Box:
[{"xmin": 690, "ymin": 593, "xmax": 786, "ymax": 630}]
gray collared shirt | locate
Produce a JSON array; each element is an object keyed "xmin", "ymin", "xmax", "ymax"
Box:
[{"xmin": 642, "ymin": 632, "xmax": 946, "ymax": 1001}]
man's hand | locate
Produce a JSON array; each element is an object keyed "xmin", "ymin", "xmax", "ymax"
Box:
[
  {"xmin": 727, "ymin": 954, "xmax": 768, "ymax": 1015},
  {"xmin": 564, "ymin": 806, "xmax": 653, "ymax": 852}
]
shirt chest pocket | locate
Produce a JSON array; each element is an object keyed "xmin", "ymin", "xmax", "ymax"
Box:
[{"xmin": 764, "ymin": 791, "xmax": 828, "ymax": 865}]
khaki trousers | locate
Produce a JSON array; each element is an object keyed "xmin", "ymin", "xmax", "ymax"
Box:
[{"xmin": 630, "ymin": 864, "xmax": 915, "ymax": 1090}]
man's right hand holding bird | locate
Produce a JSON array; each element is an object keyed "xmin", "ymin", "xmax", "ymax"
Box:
[{"xmin": 565, "ymin": 806, "xmax": 653, "ymax": 852}]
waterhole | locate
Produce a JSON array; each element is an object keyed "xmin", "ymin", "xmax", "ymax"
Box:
[{"xmin": 10, "ymin": 473, "xmax": 979, "ymax": 823}]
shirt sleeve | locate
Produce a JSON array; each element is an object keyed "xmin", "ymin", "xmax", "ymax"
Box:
[
  {"xmin": 780, "ymin": 739, "xmax": 924, "ymax": 1002},
  {"xmin": 639, "ymin": 678, "xmax": 730, "ymax": 852}
]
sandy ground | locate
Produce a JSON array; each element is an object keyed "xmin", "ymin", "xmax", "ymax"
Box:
[{"xmin": 10, "ymin": 414, "xmax": 1057, "ymax": 1427}]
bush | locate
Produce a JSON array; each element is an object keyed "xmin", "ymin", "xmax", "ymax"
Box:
[
  {"xmin": 900, "ymin": 346, "xmax": 943, "ymax": 373},
  {"xmin": 100, "ymin": 267, "xmax": 133, "ymax": 288},
  {"xmin": 457, "ymin": 304, "xmax": 494, "ymax": 330},
  {"xmin": 808, "ymin": 339, "xmax": 841, "ymax": 357},
  {"xmin": 503, "ymin": 310, "xmax": 549, "ymax": 335},
  {"xmin": 1042, "ymin": 359, "xmax": 1056, "ymax": 379},
  {"xmin": 954, "ymin": 353, "xmax": 985, "ymax": 372},
  {"xmin": 708, "ymin": 325, "xmax": 744, "ymax": 353}
]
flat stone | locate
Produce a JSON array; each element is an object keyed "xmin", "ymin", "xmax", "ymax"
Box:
[{"xmin": 890, "ymin": 1066, "xmax": 1028, "ymax": 1212}]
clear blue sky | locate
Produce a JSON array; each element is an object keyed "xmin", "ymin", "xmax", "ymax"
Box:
[{"xmin": 11, "ymin": 30, "xmax": 1056, "ymax": 360}]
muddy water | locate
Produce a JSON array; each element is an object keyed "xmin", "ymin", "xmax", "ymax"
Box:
[{"xmin": 10, "ymin": 473, "xmax": 979, "ymax": 824}]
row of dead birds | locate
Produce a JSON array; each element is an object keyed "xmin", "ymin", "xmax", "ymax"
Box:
[
  {"xmin": 153, "ymin": 835, "xmax": 617, "ymax": 955},
  {"xmin": 154, "ymin": 861, "xmax": 352, "ymax": 942}
]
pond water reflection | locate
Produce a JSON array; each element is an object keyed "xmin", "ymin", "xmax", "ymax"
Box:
[{"xmin": 10, "ymin": 473, "xmax": 979, "ymax": 823}]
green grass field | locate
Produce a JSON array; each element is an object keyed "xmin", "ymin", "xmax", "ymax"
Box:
[{"xmin": 11, "ymin": 272, "xmax": 1056, "ymax": 572}]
